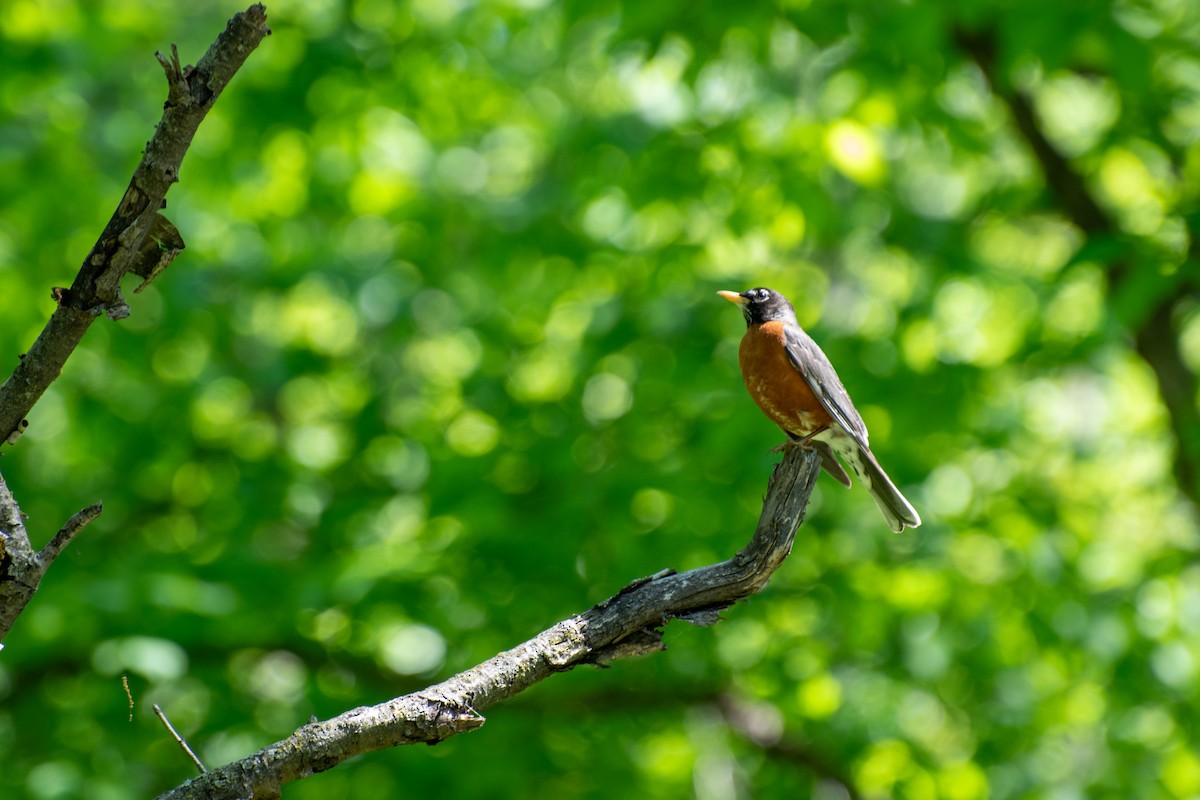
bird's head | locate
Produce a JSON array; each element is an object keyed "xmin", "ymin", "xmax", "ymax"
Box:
[{"xmin": 717, "ymin": 287, "xmax": 797, "ymax": 326}]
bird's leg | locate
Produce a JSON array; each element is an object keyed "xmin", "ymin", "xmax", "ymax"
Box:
[
  {"xmin": 777, "ymin": 424, "xmax": 825, "ymax": 450},
  {"xmin": 770, "ymin": 425, "xmax": 830, "ymax": 453},
  {"xmin": 770, "ymin": 433, "xmax": 799, "ymax": 453},
  {"xmin": 771, "ymin": 428, "xmax": 852, "ymax": 486},
  {"xmin": 796, "ymin": 425, "xmax": 830, "ymax": 446}
]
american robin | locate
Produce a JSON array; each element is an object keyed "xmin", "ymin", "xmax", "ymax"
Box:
[{"xmin": 719, "ymin": 287, "xmax": 921, "ymax": 532}]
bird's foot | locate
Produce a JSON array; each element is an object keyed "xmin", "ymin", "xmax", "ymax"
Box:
[{"xmin": 771, "ymin": 425, "xmax": 829, "ymax": 453}]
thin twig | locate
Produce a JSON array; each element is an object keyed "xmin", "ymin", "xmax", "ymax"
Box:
[
  {"xmin": 38, "ymin": 501, "xmax": 102, "ymax": 570},
  {"xmin": 154, "ymin": 704, "xmax": 207, "ymax": 774},
  {"xmin": 123, "ymin": 675, "xmax": 134, "ymax": 723}
]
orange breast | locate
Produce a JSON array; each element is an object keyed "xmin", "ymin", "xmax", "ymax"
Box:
[{"xmin": 738, "ymin": 321, "xmax": 833, "ymax": 437}]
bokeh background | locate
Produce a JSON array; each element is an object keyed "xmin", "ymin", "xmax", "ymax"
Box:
[{"xmin": 2, "ymin": 0, "xmax": 1199, "ymax": 797}]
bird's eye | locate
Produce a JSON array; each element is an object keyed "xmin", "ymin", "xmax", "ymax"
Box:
[{"xmin": 754, "ymin": 289, "xmax": 768, "ymax": 301}]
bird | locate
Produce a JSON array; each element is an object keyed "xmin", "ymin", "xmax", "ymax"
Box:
[{"xmin": 718, "ymin": 287, "xmax": 921, "ymax": 532}]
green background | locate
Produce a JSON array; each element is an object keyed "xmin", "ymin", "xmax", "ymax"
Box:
[{"xmin": 2, "ymin": 0, "xmax": 1198, "ymax": 797}]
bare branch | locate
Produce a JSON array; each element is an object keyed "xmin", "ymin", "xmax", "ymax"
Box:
[
  {"xmin": 0, "ymin": 471, "xmax": 102, "ymax": 644},
  {"xmin": 156, "ymin": 447, "xmax": 822, "ymax": 800},
  {"xmin": 0, "ymin": 470, "xmax": 39, "ymax": 644},
  {"xmin": 154, "ymin": 704, "xmax": 207, "ymax": 775},
  {"xmin": 38, "ymin": 501, "xmax": 103, "ymax": 570},
  {"xmin": 0, "ymin": 4, "xmax": 270, "ymax": 644},
  {"xmin": 156, "ymin": 44, "xmax": 188, "ymax": 107},
  {"xmin": 0, "ymin": 3, "xmax": 271, "ymax": 446}
]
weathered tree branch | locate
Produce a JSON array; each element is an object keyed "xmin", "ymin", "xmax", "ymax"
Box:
[
  {"xmin": 0, "ymin": 471, "xmax": 39, "ymax": 644},
  {"xmin": 0, "ymin": 5, "xmax": 269, "ymax": 644},
  {"xmin": 0, "ymin": 3, "xmax": 270, "ymax": 446},
  {"xmin": 156, "ymin": 447, "xmax": 821, "ymax": 799},
  {"xmin": 0, "ymin": 471, "xmax": 102, "ymax": 643},
  {"xmin": 958, "ymin": 28, "xmax": 1200, "ymax": 505},
  {"xmin": 39, "ymin": 500, "xmax": 104, "ymax": 570}
]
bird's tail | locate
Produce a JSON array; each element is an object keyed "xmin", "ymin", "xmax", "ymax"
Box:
[
  {"xmin": 811, "ymin": 440, "xmax": 851, "ymax": 487},
  {"xmin": 832, "ymin": 439, "xmax": 921, "ymax": 533},
  {"xmin": 858, "ymin": 446, "xmax": 921, "ymax": 533}
]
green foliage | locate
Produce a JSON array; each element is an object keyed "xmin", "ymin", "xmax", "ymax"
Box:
[{"xmin": 2, "ymin": 0, "xmax": 1198, "ymax": 797}]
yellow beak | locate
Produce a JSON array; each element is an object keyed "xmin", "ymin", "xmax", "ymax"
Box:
[{"xmin": 717, "ymin": 290, "xmax": 746, "ymax": 306}]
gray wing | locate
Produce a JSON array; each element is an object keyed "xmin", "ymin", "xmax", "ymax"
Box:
[{"xmin": 782, "ymin": 324, "xmax": 871, "ymax": 451}]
